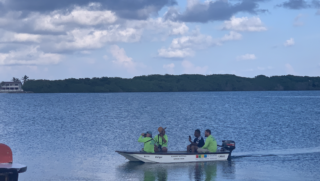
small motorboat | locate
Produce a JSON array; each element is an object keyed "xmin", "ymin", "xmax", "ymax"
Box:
[{"xmin": 116, "ymin": 140, "xmax": 235, "ymax": 163}]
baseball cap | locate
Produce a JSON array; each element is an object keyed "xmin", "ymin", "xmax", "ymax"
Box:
[{"xmin": 145, "ymin": 131, "xmax": 152, "ymax": 136}]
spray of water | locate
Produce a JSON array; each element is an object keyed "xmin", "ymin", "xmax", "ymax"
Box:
[{"xmin": 232, "ymin": 146, "xmax": 320, "ymax": 158}]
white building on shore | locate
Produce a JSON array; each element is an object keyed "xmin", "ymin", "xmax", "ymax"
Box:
[{"xmin": 0, "ymin": 81, "xmax": 24, "ymax": 92}]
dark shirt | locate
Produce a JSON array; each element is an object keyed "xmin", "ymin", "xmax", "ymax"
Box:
[{"xmin": 193, "ymin": 136, "xmax": 205, "ymax": 147}]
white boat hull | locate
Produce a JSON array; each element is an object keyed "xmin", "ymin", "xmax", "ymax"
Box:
[{"xmin": 117, "ymin": 151, "xmax": 231, "ymax": 163}]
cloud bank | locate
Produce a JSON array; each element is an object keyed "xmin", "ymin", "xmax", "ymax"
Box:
[
  {"xmin": 158, "ymin": 31, "xmax": 242, "ymax": 58},
  {"xmin": 222, "ymin": 16, "xmax": 267, "ymax": 32},
  {"xmin": 0, "ymin": 46, "xmax": 62, "ymax": 65},
  {"xmin": 3, "ymin": 0, "xmax": 177, "ymax": 20}
]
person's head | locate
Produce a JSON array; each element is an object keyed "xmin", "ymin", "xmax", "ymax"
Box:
[
  {"xmin": 205, "ymin": 129, "xmax": 211, "ymax": 137},
  {"xmin": 145, "ymin": 131, "xmax": 152, "ymax": 138},
  {"xmin": 158, "ymin": 127, "xmax": 166, "ymax": 135},
  {"xmin": 194, "ymin": 129, "xmax": 201, "ymax": 137}
]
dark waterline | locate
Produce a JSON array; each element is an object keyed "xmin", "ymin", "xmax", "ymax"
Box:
[{"xmin": 1, "ymin": 91, "xmax": 319, "ymax": 181}]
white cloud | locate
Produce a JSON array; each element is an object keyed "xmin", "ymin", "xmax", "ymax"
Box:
[
  {"xmin": 158, "ymin": 31, "xmax": 241, "ymax": 58},
  {"xmin": 171, "ymin": 24, "xmax": 189, "ymax": 35},
  {"xmin": 285, "ymin": 63, "xmax": 296, "ymax": 74},
  {"xmin": 220, "ymin": 31, "xmax": 242, "ymax": 42},
  {"xmin": 237, "ymin": 54, "xmax": 256, "ymax": 61},
  {"xmin": 158, "ymin": 33, "xmax": 215, "ymax": 58},
  {"xmin": 222, "ymin": 16, "xmax": 267, "ymax": 32},
  {"xmin": 0, "ymin": 46, "xmax": 62, "ymax": 65},
  {"xmin": 0, "ymin": 12, "xmax": 190, "ymax": 68},
  {"xmin": 158, "ymin": 48, "xmax": 193, "ymax": 58},
  {"xmin": 284, "ymin": 38, "xmax": 295, "ymax": 47},
  {"xmin": 51, "ymin": 8, "xmax": 117, "ymax": 26},
  {"xmin": 171, "ymin": 34, "xmax": 215, "ymax": 49},
  {"xmin": 0, "ymin": 0, "xmax": 194, "ymax": 75},
  {"xmin": 52, "ymin": 28, "xmax": 141, "ymax": 52},
  {"xmin": 187, "ymin": 0, "xmax": 200, "ymax": 9},
  {"xmin": 53, "ymin": 29, "xmax": 107, "ymax": 50},
  {"xmin": 134, "ymin": 18, "xmax": 189, "ymax": 36},
  {"xmin": 163, "ymin": 63, "xmax": 175, "ymax": 74},
  {"xmin": 29, "ymin": 9, "xmax": 187, "ymax": 37},
  {"xmin": 0, "ymin": 6, "xmax": 189, "ymax": 55},
  {"xmin": 181, "ymin": 60, "xmax": 208, "ymax": 74},
  {"xmin": 109, "ymin": 45, "xmax": 136, "ymax": 73},
  {"xmin": 0, "ymin": 32, "xmax": 41, "ymax": 43},
  {"xmin": 293, "ymin": 14, "xmax": 304, "ymax": 27},
  {"xmin": 29, "ymin": 7, "xmax": 117, "ymax": 32}
]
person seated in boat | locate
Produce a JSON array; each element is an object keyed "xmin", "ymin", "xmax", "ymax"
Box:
[
  {"xmin": 197, "ymin": 129, "xmax": 217, "ymax": 153},
  {"xmin": 187, "ymin": 129, "xmax": 205, "ymax": 153},
  {"xmin": 154, "ymin": 127, "xmax": 168, "ymax": 152},
  {"xmin": 138, "ymin": 131, "xmax": 155, "ymax": 153}
]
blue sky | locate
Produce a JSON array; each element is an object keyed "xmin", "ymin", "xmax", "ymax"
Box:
[{"xmin": 0, "ymin": 0, "xmax": 319, "ymax": 80}]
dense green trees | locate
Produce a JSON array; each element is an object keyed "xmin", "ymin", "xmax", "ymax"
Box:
[{"xmin": 22, "ymin": 74, "xmax": 320, "ymax": 93}]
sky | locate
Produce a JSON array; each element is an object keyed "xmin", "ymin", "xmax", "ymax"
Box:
[{"xmin": 0, "ymin": 0, "xmax": 319, "ymax": 80}]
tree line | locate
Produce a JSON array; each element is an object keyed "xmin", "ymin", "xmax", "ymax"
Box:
[{"xmin": 21, "ymin": 74, "xmax": 320, "ymax": 93}]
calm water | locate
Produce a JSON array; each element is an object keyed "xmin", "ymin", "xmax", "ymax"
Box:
[{"xmin": 1, "ymin": 91, "xmax": 320, "ymax": 181}]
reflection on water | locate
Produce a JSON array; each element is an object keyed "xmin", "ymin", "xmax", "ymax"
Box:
[
  {"xmin": 204, "ymin": 163, "xmax": 217, "ymax": 181},
  {"xmin": 143, "ymin": 167, "xmax": 167, "ymax": 181},
  {"xmin": 118, "ymin": 161, "xmax": 234, "ymax": 181},
  {"xmin": 192, "ymin": 162, "xmax": 217, "ymax": 181}
]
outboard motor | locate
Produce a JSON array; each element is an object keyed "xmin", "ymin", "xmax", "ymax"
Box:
[{"xmin": 220, "ymin": 140, "xmax": 235, "ymax": 160}]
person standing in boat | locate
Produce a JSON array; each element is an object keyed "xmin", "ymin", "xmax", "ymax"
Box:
[
  {"xmin": 154, "ymin": 127, "xmax": 168, "ymax": 152},
  {"xmin": 138, "ymin": 131, "xmax": 155, "ymax": 153},
  {"xmin": 187, "ymin": 129, "xmax": 205, "ymax": 153},
  {"xmin": 197, "ymin": 129, "xmax": 217, "ymax": 153}
]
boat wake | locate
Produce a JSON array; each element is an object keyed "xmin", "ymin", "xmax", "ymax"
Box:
[{"xmin": 232, "ymin": 146, "xmax": 320, "ymax": 159}]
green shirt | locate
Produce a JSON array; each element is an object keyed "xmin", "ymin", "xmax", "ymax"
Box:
[
  {"xmin": 202, "ymin": 135, "xmax": 217, "ymax": 152},
  {"xmin": 138, "ymin": 136, "xmax": 155, "ymax": 153},
  {"xmin": 154, "ymin": 134, "xmax": 168, "ymax": 148}
]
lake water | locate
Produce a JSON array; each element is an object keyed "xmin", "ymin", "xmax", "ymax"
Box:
[{"xmin": 1, "ymin": 91, "xmax": 320, "ymax": 181}]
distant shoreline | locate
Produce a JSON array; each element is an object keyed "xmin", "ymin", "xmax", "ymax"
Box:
[
  {"xmin": 4, "ymin": 90, "xmax": 319, "ymax": 94},
  {"xmin": 0, "ymin": 91, "xmax": 33, "ymax": 93},
  {"xmin": 22, "ymin": 74, "xmax": 320, "ymax": 93}
]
